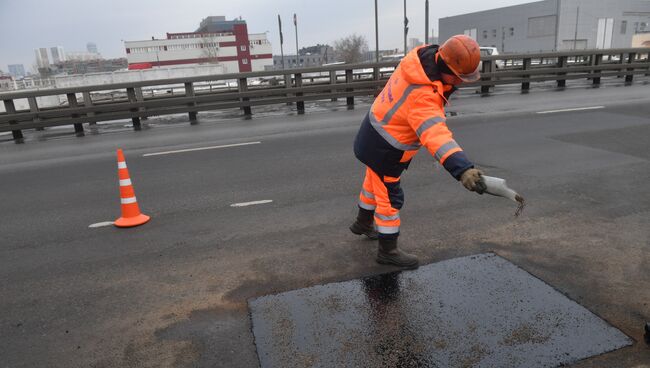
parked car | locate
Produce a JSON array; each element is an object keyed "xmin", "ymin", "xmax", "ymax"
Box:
[{"xmin": 479, "ymin": 47, "xmax": 505, "ymax": 69}]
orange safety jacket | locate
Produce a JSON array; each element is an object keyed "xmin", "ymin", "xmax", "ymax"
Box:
[{"xmin": 354, "ymin": 45, "xmax": 474, "ymax": 179}]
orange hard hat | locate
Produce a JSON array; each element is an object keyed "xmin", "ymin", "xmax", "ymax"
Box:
[{"xmin": 438, "ymin": 35, "xmax": 481, "ymax": 82}]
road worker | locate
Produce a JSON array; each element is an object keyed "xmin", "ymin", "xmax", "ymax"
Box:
[{"xmin": 350, "ymin": 35, "xmax": 485, "ymax": 269}]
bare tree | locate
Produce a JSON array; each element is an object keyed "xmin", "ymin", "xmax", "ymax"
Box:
[
  {"xmin": 201, "ymin": 35, "xmax": 220, "ymax": 64},
  {"xmin": 334, "ymin": 34, "xmax": 369, "ymax": 64}
]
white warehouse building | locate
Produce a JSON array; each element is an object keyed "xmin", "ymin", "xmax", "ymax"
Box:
[{"xmin": 439, "ymin": 0, "xmax": 650, "ymax": 53}]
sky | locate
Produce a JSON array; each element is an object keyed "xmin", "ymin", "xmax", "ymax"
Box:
[{"xmin": 0, "ymin": 0, "xmax": 536, "ymax": 72}]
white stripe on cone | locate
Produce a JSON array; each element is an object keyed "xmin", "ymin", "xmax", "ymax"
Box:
[
  {"xmin": 121, "ymin": 197, "xmax": 137, "ymax": 204},
  {"xmin": 119, "ymin": 179, "xmax": 132, "ymax": 186},
  {"xmin": 118, "ymin": 162, "xmax": 127, "ymax": 169}
]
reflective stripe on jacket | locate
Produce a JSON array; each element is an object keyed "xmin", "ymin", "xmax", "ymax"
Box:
[{"xmin": 354, "ymin": 45, "xmax": 473, "ymax": 179}]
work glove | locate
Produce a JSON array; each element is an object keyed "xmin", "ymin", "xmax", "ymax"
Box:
[{"xmin": 460, "ymin": 168, "xmax": 486, "ymax": 193}]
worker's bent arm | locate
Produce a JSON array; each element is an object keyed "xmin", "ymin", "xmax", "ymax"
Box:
[{"xmin": 407, "ymin": 92, "xmax": 474, "ymax": 180}]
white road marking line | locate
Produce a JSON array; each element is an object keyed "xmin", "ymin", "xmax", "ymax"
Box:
[
  {"xmin": 143, "ymin": 141, "xmax": 261, "ymax": 157},
  {"xmin": 536, "ymin": 106, "xmax": 605, "ymax": 114},
  {"xmin": 230, "ymin": 200, "xmax": 273, "ymax": 208},
  {"xmin": 89, "ymin": 221, "xmax": 114, "ymax": 228}
]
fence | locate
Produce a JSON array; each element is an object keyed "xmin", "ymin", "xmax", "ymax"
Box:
[{"xmin": 1, "ymin": 48, "xmax": 649, "ymax": 142}]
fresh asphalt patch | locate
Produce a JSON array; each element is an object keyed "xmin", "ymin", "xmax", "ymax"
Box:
[{"xmin": 249, "ymin": 253, "xmax": 632, "ymax": 368}]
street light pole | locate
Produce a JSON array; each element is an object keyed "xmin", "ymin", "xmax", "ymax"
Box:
[
  {"xmin": 294, "ymin": 13, "xmax": 299, "ymax": 67},
  {"xmin": 375, "ymin": 0, "xmax": 379, "ymax": 63},
  {"xmin": 573, "ymin": 6, "xmax": 580, "ymax": 50},
  {"xmin": 404, "ymin": 0, "xmax": 409, "ymax": 56},
  {"xmin": 278, "ymin": 15, "xmax": 285, "ymax": 69},
  {"xmin": 425, "ymin": 0, "xmax": 429, "ymax": 44}
]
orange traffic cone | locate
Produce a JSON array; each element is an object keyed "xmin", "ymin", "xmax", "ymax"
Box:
[{"xmin": 114, "ymin": 148, "xmax": 150, "ymax": 228}]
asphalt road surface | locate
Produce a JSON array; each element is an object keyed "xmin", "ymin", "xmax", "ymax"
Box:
[{"xmin": 1, "ymin": 81, "xmax": 649, "ymax": 367}]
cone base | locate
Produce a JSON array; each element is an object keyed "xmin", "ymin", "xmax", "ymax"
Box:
[{"xmin": 114, "ymin": 213, "xmax": 150, "ymax": 228}]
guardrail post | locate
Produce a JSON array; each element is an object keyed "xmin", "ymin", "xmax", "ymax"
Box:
[
  {"xmin": 82, "ymin": 92, "xmax": 96, "ymax": 127},
  {"xmin": 625, "ymin": 52, "xmax": 636, "ymax": 84},
  {"xmin": 345, "ymin": 69, "xmax": 354, "ymax": 108},
  {"xmin": 295, "ymin": 73, "xmax": 305, "ymax": 114},
  {"xmin": 134, "ymin": 87, "xmax": 147, "ymax": 121},
  {"xmin": 373, "ymin": 66, "xmax": 381, "ymax": 97},
  {"xmin": 521, "ymin": 58, "xmax": 532, "ymax": 92},
  {"xmin": 480, "ymin": 60, "xmax": 493, "ymax": 95},
  {"xmin": 27, "ymin": 96, "xmax": 44, "ymax": 131},
  {"xmin": 592, "ymin": 54, "xmax": 603, "ymax": 86},
  {"xmin": 3, "ymin": 99, "xmax": 24, "ymax": 143},
  {"xmin": 66, "ymin": 93, "xmax": 84, "ymax": 137},
  {"xmin": 238, "ymin": 77, "xmax": 252, "ymax": 117},
  {"xmin": 556, "ymin": 56, "xmax": 567, "ymax": 88},
  {"xmin": 184, "ymin": 82, "xmax": 198, "ymax": 124},
  {"xmin": 126, "ymin": 87, "xmax": 142, "ymax": 131},
  {"xmin": 329, "ymin": 70, "xmax": 338, "ymax": 102},
  {"xmin": 284, "ymin": 74, "xmax": 292, "ymax": 105}
]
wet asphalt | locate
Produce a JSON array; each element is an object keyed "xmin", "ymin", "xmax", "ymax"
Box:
[
  {"xmin": 250, "ymin": 254, "xmax": 631, "ymax": 367},
  {"xmin": 1, "ymin": 79, "xmax": 649, "ymax": 367}
]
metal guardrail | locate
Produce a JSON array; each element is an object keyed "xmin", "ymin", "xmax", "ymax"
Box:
[{"xmin": 1, "ymin": 48, "xmax": 649, "ymax": 142}]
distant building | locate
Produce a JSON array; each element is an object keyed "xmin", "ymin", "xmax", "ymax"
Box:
[
  {"xmin": 272, "ymin": 44, "xmax": 334, "ymax": 69},
  {"xmin": 50, "ymin": 58, "xmax": 128, "ymax": 75},
  {"xmin": 87, "ymin": 42, "xmax": 98, "ymax": 54},
  {"xmin": 66, "ymin": 51, "xmax": 102, "ymax": 61},
  {"xmin": 50, "ymin": 46, "xmax": 66, "ymax": 63},
  {"xmin": 0, "ymin": 75, "xmax": 16, "ymax": 91},
  {"xmin": 13, "ymin": 76, "xmax": 56, "ymax": 90},
  {"xmin": 196, "ymin": 16, "xmax": 245, "ymax": 33},
  {"xmin": 8, "ymin": 64, "xmax": 26, "ymax": 78},
  {"xmin": 35, "ymin": 48, "xmax": 50, "ymax": 68},
  {"xmin": 124, "ymin": 16, "xmax": 272, "ymax": 73},
  {"xmin": 439, "ymin": 0, "xmax": 650, "ymax": 53},
  {"xmin": 408, "ymin": 38, "xmax": 423, "ymax": 51},
  {"xmin": 361, "ymin": 49, "xmax": 402, "ymax": 62}
]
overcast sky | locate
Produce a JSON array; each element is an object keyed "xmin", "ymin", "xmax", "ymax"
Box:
[{"xmin": 0, "ymin": 0, "xmax": 535, "ymax": 72}]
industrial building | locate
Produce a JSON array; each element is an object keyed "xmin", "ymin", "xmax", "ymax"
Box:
[
  {"xmin": 8, "ymin": 64, "xmax": 26, "ymax": 78},
  {"xmin": 271, "ymin": 45, "xmax": 334, "ymax": 69},
  {"xmin": 35, "ymin": 48, "xmax": 50, "ymax": 68},
  {"xmin": 0, "ymin": 75, "xmax": 15, "ymax": 91},
  {"xmin": 50, "ymin": 46, "xmax": 66, "ymax": 64},
  {"xmin": 66, "ymin": 51, "xmax": 101, "ymax": 61},
  {"xmin": 439, "ymin": 0, "xmax": 650, "ymax": 53},
  {"xmin": 124, "ymin": 16, "xmax": 272, "ymax": 73},
  {"xmin": 50, "ymin": 58, "xmax": 128, "ymax": 75},
  {"xmin": 87, "ymin": 42, "xmax": 98, "ymax": 54}
]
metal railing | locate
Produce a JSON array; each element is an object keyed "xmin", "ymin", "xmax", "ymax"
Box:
[{"xmin": 1, "ymin": 48, "xmax": 648, "ymax": 142}]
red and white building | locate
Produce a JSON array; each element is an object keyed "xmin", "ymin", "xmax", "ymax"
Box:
[{"xmin": 124, "ymin": 17, "xmax": 272, "ymax": 73}]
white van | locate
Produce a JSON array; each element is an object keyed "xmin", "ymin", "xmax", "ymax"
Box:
[{"xmin": 479, "ymin": 47, "xmax": 504, "ymax": 69}]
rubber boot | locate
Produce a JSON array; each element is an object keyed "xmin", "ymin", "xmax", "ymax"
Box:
[
  {"xmin": 376, "ymin": 238, "xmax": 419, "ymax": 269},
  {"xmin": 349, "ymin": 208, "xmax": 378, "ymax": 240}
]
